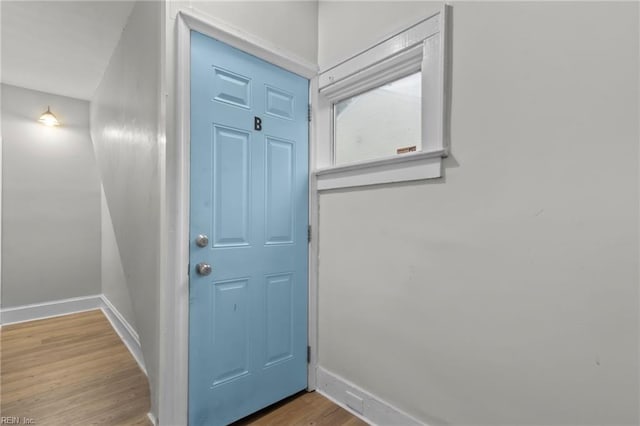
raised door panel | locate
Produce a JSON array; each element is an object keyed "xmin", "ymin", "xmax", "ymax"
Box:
[
  {"xmin": 264, "ymin": 273, "xmax": 294, "ymax": 367},
  {"xmin": 212, "ymin": 125, "xmax": 250, "ymax": 247},
  {"xmin": 265, "ymin": 137, "xmax": 294, "ymax": 245},
  {"xmin": 211, "ymin": 278, "xmax": 250, "ymax": 387}
]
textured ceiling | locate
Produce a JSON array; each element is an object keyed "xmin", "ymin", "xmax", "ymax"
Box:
[{"xmin": 1, "ymin": 1, "xmax": 135, "ymax": 100}]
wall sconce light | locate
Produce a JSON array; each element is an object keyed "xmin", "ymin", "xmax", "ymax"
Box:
[{"xmin": 38, "ymin": 106, "xmax": 60, "ymax": 127}]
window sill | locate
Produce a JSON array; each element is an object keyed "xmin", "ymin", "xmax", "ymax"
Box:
[{"xmin": 315, "ymin": 149, "xmax": 446, "ymax": 190}]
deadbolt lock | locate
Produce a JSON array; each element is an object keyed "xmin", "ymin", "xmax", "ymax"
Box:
[{"xmin": 195, "ymin": 234, "xmax": 209, "ymax": 248}]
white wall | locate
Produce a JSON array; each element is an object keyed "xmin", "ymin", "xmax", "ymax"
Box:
[
  {"xmin": 317, "ymin": 2, "xmax": 639, "ymax": 425},
  {"xmin": 101, "ymin": 186, "xmax": 136, "ymax": 328},
  {"xmin": 1, "ymin": 84, "xmax": 101, "ymax": 308},
  {"xmin": 90, "ymin": 0, "xmax": 162, "ymax": 416}
]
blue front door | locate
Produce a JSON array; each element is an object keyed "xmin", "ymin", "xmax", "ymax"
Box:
[{"xmin": 189, "ymin": 31, "xmax": 309, "ymax": 426}]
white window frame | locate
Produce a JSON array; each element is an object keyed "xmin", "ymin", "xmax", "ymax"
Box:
[{"xmin": 315, "ymin": 7, "xmax": 450, "ymax": 190}]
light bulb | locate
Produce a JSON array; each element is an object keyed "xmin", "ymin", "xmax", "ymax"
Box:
[{"xmin": 38, "ymin": 106, "xmax": 60, "ymax": 127}]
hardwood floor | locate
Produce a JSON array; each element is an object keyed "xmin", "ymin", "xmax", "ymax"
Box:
[
  {"xmin": 234, "ymin": 391, "xmax": 368, "ymax": 426},
  {"xmin": 1, "ymin": 310, "xmax": 366, "ymax": 426},
  {"xmin": 0, "ymin": 310, "xmax": 151, "ymax": 425}
]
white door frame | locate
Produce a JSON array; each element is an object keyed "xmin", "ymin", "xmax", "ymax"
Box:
[{"xmin": 161, "ymin": 10, "xmax": 319, "ymax": 425}]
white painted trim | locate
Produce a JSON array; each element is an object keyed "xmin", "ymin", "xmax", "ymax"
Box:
[
  {"xmin": 99, "ymin": 295, "xmax": 146, "ymax": 375},
  {"xmin": 440, "ymin": 4, "xmax": 452, "ymax": 155},
  {"xmin": 316, "ymin": 367, "xmax": 424, "ymax": 426},
  {"xmin": 0, "ymin": 294, "xmax": 147, "ymax": 376},
  {"xmin": 147, "ymin": 412, "xmax": 158, "ymax": 426},
  {"xmin": 0, "ymin": 294, "xmax": 102, "ymax": 325},
  {"xmin": 317, "ymin": 152, "xmax": 443, "ymax": 191},
  {"xmin": 157, "ymin": 2, "xmax": 169, "ymax": 425},
  {"xmin": 178, "ymin": 11, "xmax": 318, "ymax": 80},
  {"xmin": 317, "ymin": 149, "xmax": 446, "ymax": 177},
  {"xmin": 160, "ymin": 12, "xmax": 192, "ymax": 426},
  {"xmin": 307, "ymin": 76, "xmax": 320, "ymax": 391},
  {"xmin": 100, "ymin": 295, "xmax": 140, "ymax": 343},
  {"xmin": 319, "ymin": 44, "xmax": 423, "ymax": 103},
  {"xmin": 165, "ymin": 12, "xmax": 319, "ymax": 425},
  {"xmin": 319, "ymin": 13, "xmax": 440, "ymax": 89}
]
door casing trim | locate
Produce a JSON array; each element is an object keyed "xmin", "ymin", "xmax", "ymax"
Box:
[{"xmin": 162, "ymin": 11, "xmax": 319, "ymax": 426}]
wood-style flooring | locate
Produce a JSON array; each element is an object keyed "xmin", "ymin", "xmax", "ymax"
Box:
[
  {"xmin": 1, "ymin": 310, "xmax": 367, "ymax": 426},
  {"xmin": 235, "ymin": 391, "xmax": 368, "ymax": 426},
  {"xmin": 1, "ymin": 310, "xmax": 151, "ymax": 425}
]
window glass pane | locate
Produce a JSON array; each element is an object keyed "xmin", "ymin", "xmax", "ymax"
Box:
[{"xmin": 334, "ymin": 72, "xmax": 422, "ymax": 165}]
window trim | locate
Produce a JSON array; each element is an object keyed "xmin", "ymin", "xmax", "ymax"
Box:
[
  {"xmin": 316, "ymin": 149, "xmax": 446, "ymax": 191},
  {"xmin": 315, "ymin": 7, "xmax": 450, "ymax": 190}
]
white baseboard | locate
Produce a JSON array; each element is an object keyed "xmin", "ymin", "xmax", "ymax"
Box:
[
  {"xmin": 0, "ymin": 294, "xmax": 103, "ymax": 325},
  {"xmin": 147, "ymin": 411, "xmax": 158, "ymax": 426},
  {"xmin": 0, "ymin": 294, "xmax": 146, "ymax": 376},
  {"xmin": 316, "ymin": 366, "xmax": 425, "ymax": 426},
  {"xmin": 98, "ymin": 295, "xmax": 146, "ymax": 375}
]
